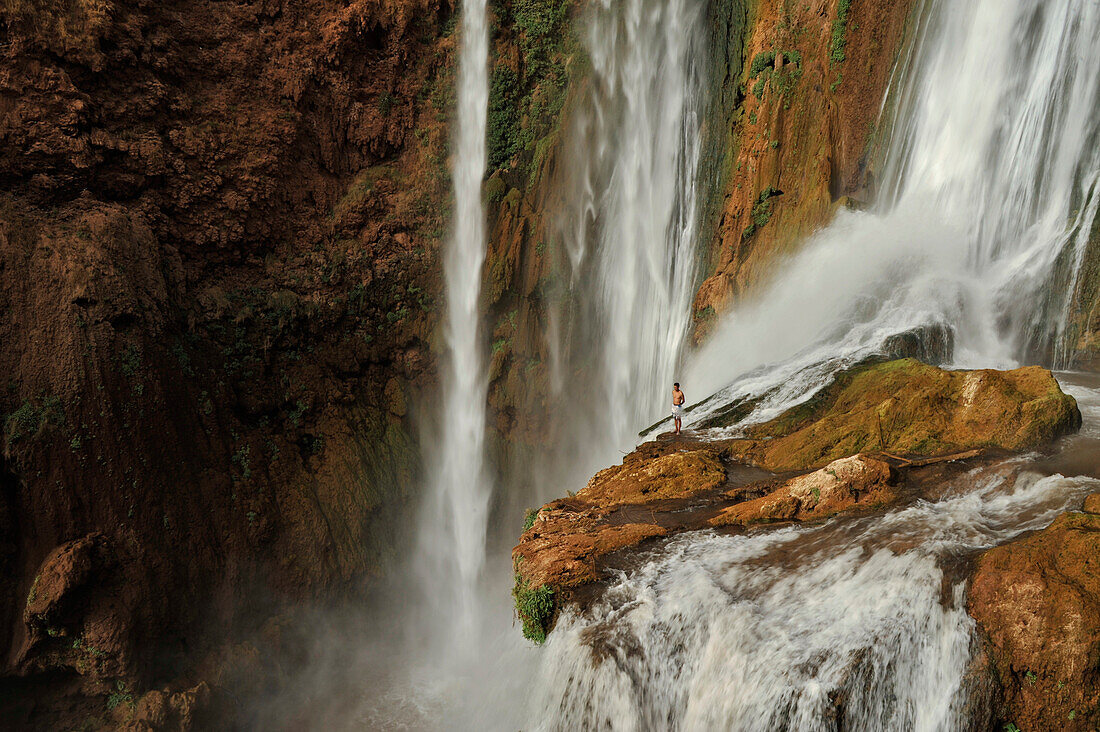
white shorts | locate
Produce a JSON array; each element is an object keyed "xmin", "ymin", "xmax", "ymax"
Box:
[{"xmin": 672, "ymin": 405, "xmax": 685, "ymax": 419}]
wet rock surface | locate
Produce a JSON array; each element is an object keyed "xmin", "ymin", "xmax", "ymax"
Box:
[
  {"xmin": 969, "ymin": 493, "xmax": 1100, "ymax": 731},
  {"xmin": 513, "ymin": 360, "xmax": 1081, "ymax": 642}
]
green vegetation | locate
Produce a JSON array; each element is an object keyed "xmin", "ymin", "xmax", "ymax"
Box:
[
  {"xmin": 485, "ymin": 0, "xmax": 574, "ymax": 178},
  {"xmin": 232, "ymin": 445, "xmax": 252, "ymax": 480},
  {"xmin": 830, "ymin": 0, "xmax": 852, "ymax": 64},
  {"xmin": 378, "ymin": 92, "xmax": 396, "ymax": 116},
  {"xmin": 1025, "ymin": 669, "xmax": 1037, "ymax": 685},
  {"xmin": 488, "ymin": 66, "xmax": 523, "ymax": 169},
  {"xmin": 26, "ymin": 574, "xmax": 40, "ymax": 606},
  {"xmin": 512, "ymin": 573, "xmax": 554, "ymax": 643},
  {"xmin": 742, "ymin": 187, "xmax": 782, "ymax": 240},
  {"xmin": 106, "ymin": 680, "xmax": 134, "ymax": 711},
  {"xmin": 522, "ymin": 507, "xmax": 538, "ymax": 531},
  {"xmin": 748, "ymin": 50, "xmax": 802, "ymax": 102},
  {"xmin": 694, "ymin": 305, "xmax": 716, "ymax": 322},
  {"xmin": 4, "ymin": 395, "xmax": 65, "ymax": 444},
  {"xmin": 749, "ymin": 51, "xmax": 776, "ymax": 78}
]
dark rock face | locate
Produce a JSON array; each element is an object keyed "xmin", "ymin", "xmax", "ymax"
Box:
[{"xmin": 0, "ymin": 0, "xmax": 455, "ymax": 724}]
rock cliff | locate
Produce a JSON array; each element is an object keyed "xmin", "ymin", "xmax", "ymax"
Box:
[{"xmin": 0, "ymin": 0, "xmax": 452, "ymax": 725}]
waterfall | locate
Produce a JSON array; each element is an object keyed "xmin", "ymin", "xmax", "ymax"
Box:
[
  {"xmin": 529, "ymin": 1, "xmax": 1100, "ymax": 728},
  {"xmin": 545, "ymin": 0, "xmax": 707, "ymax": 482},
  {"xmin": 414, "ymin": 0, "xmax": 491, "ymax": 639},
  {"xmin": 687, "ymin": 0, "xmax": 1100, "ymax": 423}
]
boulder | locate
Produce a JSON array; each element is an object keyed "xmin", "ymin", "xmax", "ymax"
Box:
[
  {"xmin": 711, "ymin": 454, "xmax": 897, "ymax": 526},
  {"xmin": 726, "ymin": 358, "xmax": 1081, "ymax": 472},
  {"xmin": 968, "ymin": 494, "xmax": 1100, "ymax": 731}
]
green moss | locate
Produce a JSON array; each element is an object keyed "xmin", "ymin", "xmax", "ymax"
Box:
[
  {"xmin": 513, "ymin": 573, "xmax": 554, "ymax": 643},
  {"xmin": 522, "ymin": 507, "xmax": 538, "ymax": 531},
  {"xmin": 742, "ymin": 187, "xmax": 783, "ymax": 240},
  {"xmin": 830, "ymin": 0, "xmax": 852, "ymax": 64}
]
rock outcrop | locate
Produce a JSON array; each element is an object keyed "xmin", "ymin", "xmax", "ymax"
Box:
[
  {"xmin": 724, "ymin": 358, "xmax": 1082, "ymax": 472},
  {"xmin": 512, "ymin": 360, "xmax": 1082, "ymax": 643},
  {"xmin": 969, "ymin": 493, "xmax": 1100, "ymax": 731}
]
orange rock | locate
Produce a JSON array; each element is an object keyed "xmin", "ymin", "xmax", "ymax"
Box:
[
  {"xmin": 712, "ymin": 454, "xmax": 896, "ymax": 526},
  {"xmin": 968, "ymin": 494, "xmax": 1100, "ymax": 730}
]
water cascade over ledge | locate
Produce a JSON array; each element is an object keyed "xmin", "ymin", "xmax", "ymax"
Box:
[{"xmin": 529, "ymin": 0, "xmax": 1100, "ymax": 728}]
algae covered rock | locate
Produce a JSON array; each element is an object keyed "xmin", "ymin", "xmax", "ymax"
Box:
[{"xmin": 727, "ymin": 358, "xmax": 1081, "ymax": 472}]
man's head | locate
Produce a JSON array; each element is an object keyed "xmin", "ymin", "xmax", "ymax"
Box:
[{"xmin": 674, "ymin": 382, "xmax": 680, "ymax": 389}]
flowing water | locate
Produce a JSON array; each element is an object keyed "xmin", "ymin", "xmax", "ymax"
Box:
[
  {"xmin": 414, "ymin": 0, "xmax": 492, "ymax": 641},
  {"xmin": 543, "ymin": 0, "xmax": 707, "ymax": 485},
  {"xmin": 331, "ymin": 0, "xmax": 1100, "ymax": 729},
  {"xmin": 327, "ymin": 1, "xmax": 711, "ymax": 728},
  {"xmin": 526, "ymin": 0, "xmax": 1100, "ymax": 729}
]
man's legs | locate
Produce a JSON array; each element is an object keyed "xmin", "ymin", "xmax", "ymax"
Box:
[{"xmin": 674, "ymin": 417, "xmax": 681, "ymax": 434}]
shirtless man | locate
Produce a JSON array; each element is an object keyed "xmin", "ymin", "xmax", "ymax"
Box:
[{"xmin": 671, "ymin": 382, "xmax": 686, "ymax": 435}]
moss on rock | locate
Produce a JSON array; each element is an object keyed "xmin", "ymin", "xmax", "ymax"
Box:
[{"xmin": 728, "ymin": 359, "xmax": 1081, "ymax": 472}]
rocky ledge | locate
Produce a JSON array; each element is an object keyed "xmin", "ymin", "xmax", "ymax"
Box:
[
  {"xmin": 511, "ymin": 358, "xmax": 1081, "ymax": 643},
  {"xmin": 969, "ymin": 494, "xmax": 1100, "ymax": 730}
]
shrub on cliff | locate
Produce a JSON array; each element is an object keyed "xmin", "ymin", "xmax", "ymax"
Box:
[{"xmin": 513, "ymin": 572, "xmax": 554, "ymax": 643}]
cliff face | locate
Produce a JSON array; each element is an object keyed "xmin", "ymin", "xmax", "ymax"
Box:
[
  {"xmin": 692, "ymin": 0, "xmax": 915, "ymax": 339},
  {"xmin": 0, "ymin": 0, "xmax": 455, "ymax": 724}
]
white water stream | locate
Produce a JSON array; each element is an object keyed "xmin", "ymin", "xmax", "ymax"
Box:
[
  {"xmin": 547, "ymin": 0, "xmax": 707, "ymax": 481},
  {"xmin": 414, "ymin": 0, "xmax": 491, "ymax": 642},
  {"xmin": 529, "ymin": 1, "xmax": 1100, "ymax": 729}
]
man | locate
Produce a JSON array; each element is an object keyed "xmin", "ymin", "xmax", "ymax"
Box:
[{"xmin": 672, "ymin": 382, "xmax": 686, "ymax": 435}]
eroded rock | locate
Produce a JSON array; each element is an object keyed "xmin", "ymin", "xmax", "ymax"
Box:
[
  {"xmin": 968, "ymin": 494, "xmax": 1100, "ymax": 730},
  {"xmin": 711, "ymin": 454, "xmax": 897, "ymax": 526}
]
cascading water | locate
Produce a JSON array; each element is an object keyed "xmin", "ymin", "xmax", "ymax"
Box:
[
  {"xmin": 547, "ymin": 0, "xmax": 707, "ymax": 475},
  {"xmin": 313, "ymin": 2, "xmax": 711, "ymax": 728},
  {"xmin": 533, "ymin": 467, "xmax": 1099, "ymax": 730},
  {"xmin": 689, "ymin": 0, "xmax": 1100, "ymax": 408},
  {"xmin": 529, "ymin": 0, "xmax": 1100, "ymax": 728},
  {"xmin": 414, "ymin": 0, "xmax": 492, "ymax": 639}
]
